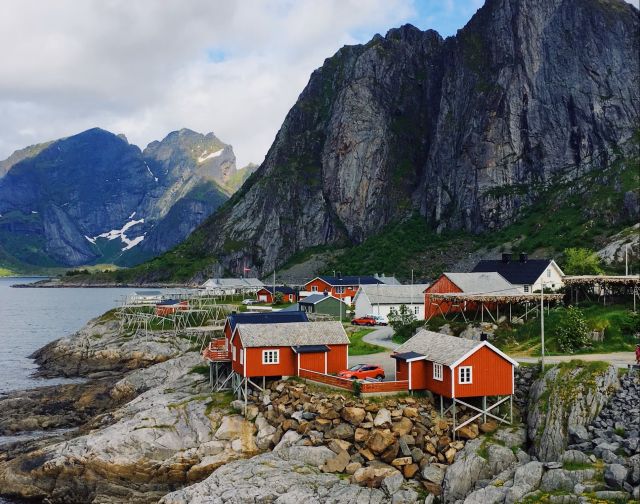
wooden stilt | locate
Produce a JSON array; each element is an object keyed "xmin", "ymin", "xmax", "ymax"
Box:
[
  {"xmin": 482, "ymin": 396, "xmax": 487, "ymax": 423},
  {"xmin": 510, "ymin": 395, "xmax": 513, "ymax": 425},
  {"xmin": 452, "ymin": 399, "xmax": 457, "ymax": 440}
]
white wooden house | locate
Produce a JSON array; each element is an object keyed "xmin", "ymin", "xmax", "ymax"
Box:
[{"xmin": 353, "ymin": 283, "xmax": 430, "ymax": 319}]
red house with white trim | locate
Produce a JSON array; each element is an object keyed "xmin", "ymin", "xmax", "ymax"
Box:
[
  {"xmin": 391, "ymin": 329, "xmax": 518, "ymax": 398},
  {"xmin": 255, "ymin": 286, "xmax": 297, "ymax": 304},
  {"xmin": 229, "ymin": 321, "xmax": 349, "ymax": 378},
  {"xmin": 303, "ymin": 276, "xmax": 382, "ymax": 303}
]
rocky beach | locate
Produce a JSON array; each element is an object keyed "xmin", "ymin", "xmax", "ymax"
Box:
[{"xmin": 1, "ymin": 312, "xmax": 638, "ymax": 503}]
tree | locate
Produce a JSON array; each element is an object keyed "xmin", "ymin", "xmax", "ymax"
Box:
[
  {"xmin": 555, "ymin": 305, "xmax": 591, "ymax": 353},
  {"xmin": 563, "ymin": 248, "xmax": 604, "ymax": 275},
  {"xmin": 273, "ymin": 291, "xmax": 284, "ymax": 305},
  {"xmin": 388, "ymin": 304, "xmax": 417, "ymax": 331}
]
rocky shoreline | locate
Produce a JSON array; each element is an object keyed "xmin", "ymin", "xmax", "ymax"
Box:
[{"xmin": 1, "ymin": 313, "xmax": 638, "ymax": 503}]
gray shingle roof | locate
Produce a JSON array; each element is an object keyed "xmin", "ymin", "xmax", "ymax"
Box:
[
  {"xmin": 299, "ymin": 294, "xmax": 345, "ymax": 305},
  {"xmin": 394, "ymin": 329, "xmax": 482, "ymax": 366},
  {"xmin": 236, "ymin": 321, "xmax": 349, "ymax": 348},
  {"xmin": 358, "ymin": 284, "xmax": 430, "ymax": 304},
  {"xmin": 440, "ymin": 272, "xmax": 519, "ymax": 294}
]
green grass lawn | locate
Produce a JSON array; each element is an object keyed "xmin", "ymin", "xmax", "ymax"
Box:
[
  {"xmin": 346, "ymin": 327, "xmax": 387, "ymax": 356},
  {"xmin": 493, "ymin": 303, "xmax": 638, "ymax": 356}
]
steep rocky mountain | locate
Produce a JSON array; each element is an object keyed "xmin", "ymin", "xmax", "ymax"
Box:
[
  {"xmin": 0, "ymin": 127, "xmax": 252, "ymax": 269},
  {"xmin": 161, "ymin": 0, "xmax": 638, "ymax": 278}
]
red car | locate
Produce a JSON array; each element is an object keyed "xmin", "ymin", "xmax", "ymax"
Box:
[
  {"xmin": 338, "ymin": 364, "xmax": 385, "ymax": 381},
  {"xmin": 351, "ymin": 316, "xmax": 376, "ymax": 326}
]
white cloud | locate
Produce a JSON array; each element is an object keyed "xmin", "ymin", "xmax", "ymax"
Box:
[
  {"xmin": 0, "ymin": 0, "xmax": 413, "ymax": 167},
  {"xmin": 0, "ymin": 0, "xmax": 636, "ymax": 168}
]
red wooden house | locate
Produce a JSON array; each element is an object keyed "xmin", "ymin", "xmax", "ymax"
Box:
[
  {"xmin": 423, "ymin": 272, "xmax": 515, "ymax": 319},
  {"xmin": 392, "ymin": 329, "xmax": 518, "ymax": 437},
  {"xmin": 229, "ymin": 321, "xmax": 349, "ymax": 378},
  {"xmin": 303, "ymin": 276, "xmax": 382, "ymax": 303},
  {"xmin": 255, "ymin": 286, "xmax": 297, "ymax": 304},
  {"xmin": 392, "ymin": 329, "xmax": 517, "ymax": 397}
]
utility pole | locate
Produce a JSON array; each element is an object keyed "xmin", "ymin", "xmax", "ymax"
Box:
[
  {"xmin": 273, "ymin": 271, "xmax": 276, "ymax": 305},
  {"xmin": 540, "ymin": 281, "xmax": 545, "ymax": 370},
  {"xmin": 411, "ymin": 269, "xmax": 414, "ymax": 317},
  {"xmin": 625, "ymin": 244, "xmax": 629, "ymax": 276}
]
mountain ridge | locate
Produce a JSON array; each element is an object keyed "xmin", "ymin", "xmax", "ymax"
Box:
[
  {"xmin": 129, "ymin": 0, "xmax": 638, "ymax": 280},
  {"xmin": 0, "ymin": 127, "xmax": 255, "ymax": 271}
]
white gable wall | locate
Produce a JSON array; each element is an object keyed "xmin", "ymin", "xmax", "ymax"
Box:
[
  {"xmin": 354, "ymin": 292, "xmax": 424, "ymax": 319},
  {"xmin": 525, "ymin": 261, "xmax": 565, "ymax": 293}
]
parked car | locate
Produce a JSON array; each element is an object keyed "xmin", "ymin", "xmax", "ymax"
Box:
[
  {"xmin": 366, "ymin": 314, "xmax": 388, "ymax": 326},
  {"xmin": 351, "ymin": 316, "xmax": 376, "ymax": 326},
  {"xmin": 338, "ymin": 364, "xmax": 385, "ymax": 381},
  {"xmin": 241, "ymin": 299, "xmax": 258, "ymax": 305}
]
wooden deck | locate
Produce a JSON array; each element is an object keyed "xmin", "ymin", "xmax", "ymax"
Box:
[{"xmin": 203, "ymin": 338, "xmax": 230, "ymax": 361}]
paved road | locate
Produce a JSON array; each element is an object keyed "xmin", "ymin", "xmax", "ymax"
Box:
[
  {"xmin": 516, "ymin": 352, "xmax": 636, "ymax": 369},
  {"xmin": 362, "ymin": 325, "xmax": 397, "ymax": 350}
]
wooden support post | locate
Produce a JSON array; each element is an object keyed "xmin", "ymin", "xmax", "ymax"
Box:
[
  {"xmin": 483, "ymin": 396, "xmax": 487, "ymax": 423},
  {"xmin": 452, "ymin": 399, "xmax": 457, "ymax": 440},
  {"xmin": 440, "ymin": 395, "xmax": 443, "ymax": 417},
  {"xmin": 509, "ymin": 303, "xmax": 512, "ymax": 323},
  {"xmin": 263, "ymin": 376, "xmax": 266, "ymax": 390},
  {"xmin": 510, "ymin": 395, "xmax": 513, "ymax": 425},
  {"xmin": 244, "ymin": 378, "xmax": 248, "ymax": 417}
]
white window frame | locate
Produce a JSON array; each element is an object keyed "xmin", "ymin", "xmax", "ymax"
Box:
[
  {"xmin": 262, "ymin": 349, "xmax": 279, "ymax": 365},
  {"xmin": 524, "ymin": 285, "xmax": 530, "ymax": 293},
  {"xmin": 546, "ymin": 268, "xmax": 551, "ymax": 278},
  {"xmin": 413, "ymin": 305, "xmax": 420, "ymax": 315},
  {"xmin": 459, "ymin": 366, "xmax": 472, "ymax": 384},
  {"xmin": 433, "ymin": 363, "xmax": 443, "ymax": 381},
  {"xmin": 311, "ymin": 285, "xmax": 318, "ymax": 292},
  {"xmin": 232, "ymin": 346, "xmax": 237, "ymax": 361},
  {"xmin": 335, "ymin": 286, "xmax": 344, "ymax": 294},
  {"xmin": 240, "ymin": 349, "xmax": 244, "ymax": 365}
]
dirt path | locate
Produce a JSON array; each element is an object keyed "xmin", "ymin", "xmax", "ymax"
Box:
[{"xmin": 516, "ymin": 352, "xmax": 636, "ymax": 369}]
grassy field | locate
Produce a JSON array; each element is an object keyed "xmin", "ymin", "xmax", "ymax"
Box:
[
  {"xmin": 390, "ymin": 302, "xmax": 639, "ymax": 356},
  {"xmin": 345, "ymin": 326, "xmax": 387, "ymax": 356},
  {"xmin": 494, "ymin": 303, "xmax": 638, "ymax": 356}
]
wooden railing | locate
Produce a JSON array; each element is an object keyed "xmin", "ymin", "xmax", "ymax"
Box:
[
  {"xmin": 298, "ymin": 368, "xmax": 353, "ymax": 390},
  {"xmin": 360, "ymin": 380, "xmax": 409, "ymax": 393},
  {"xmin": 298, "ymin": 368, "xmax": 409, "ymax": 394},
  {"xmin": 202, "ymin": 338, "xmax": 230, "ymax": 361}
]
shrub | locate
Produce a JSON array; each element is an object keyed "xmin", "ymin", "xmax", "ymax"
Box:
[
  {"xmin": 562, "ymin": 248, "xmax": 604, "ymax": 275},
  {"xmin": 273, "ymin": 291, "xmax": 284, "ymax": 304},
  {"xmin": 352, "ymin": 380, "xmax": 361, "ymax": 397},
  {"xmin": 555, "ymin": 305, "xmax": 592, "ymax": 352},
  {"xmin": 388, "ymin": 304, "xmax": 417, "ymax": 331}
]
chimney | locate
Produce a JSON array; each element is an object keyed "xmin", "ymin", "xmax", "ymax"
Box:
[
  {"xmin": 520, "ymin": 252, "xmax": 528, "ymax": 263},
  {"xmin": 480, "ymin": 332, "xmax": 488, "ymax": 341},
  {"xmin": 502, "ymin": 253, "xmax": 512, "ymax": 263}
]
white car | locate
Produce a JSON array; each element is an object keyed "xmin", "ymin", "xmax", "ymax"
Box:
[
  {"xmin": 366, "ymin": 314, "xmax": 388, "ymax": 326},
  {"xmin": 241, "ymin": 299, "xmax": 258, "ymax": 305}
]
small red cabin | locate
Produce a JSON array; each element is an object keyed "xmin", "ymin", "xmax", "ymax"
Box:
[
  {"xmin": 230, "ymin": 321, "xmax": 349, "ymax": 378},
  {"xmin": 392, "ymin": 329, "xmax": 517, "ymax": 398},
  {"xmin": 255, "ymin": 286, "xmax": 297, "ymax": 304},
  {"xmin": 424, "ymin": 272, "xmax": 514, "ymax": 319}
]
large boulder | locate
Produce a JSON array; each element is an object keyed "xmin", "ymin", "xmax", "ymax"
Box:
[
  {"xmin": 441, "ymin": 439, "xmax": 491, "ymax": 502},
  {"xmin": 528, "ymin": 362, "xmax": 619, "ymax": 461}
]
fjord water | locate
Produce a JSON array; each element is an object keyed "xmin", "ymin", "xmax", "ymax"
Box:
[{"xmin": 0, "ymin": 277, "xmax": 146, "ymax": 394}]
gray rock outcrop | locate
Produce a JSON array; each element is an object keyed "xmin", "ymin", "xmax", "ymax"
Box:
[{"xmin": 528, "ymin": 362, "xmax": 619, "ymax": 461}]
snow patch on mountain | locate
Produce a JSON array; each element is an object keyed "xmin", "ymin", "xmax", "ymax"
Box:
[
  {"xmin": 197, "ymin": 149, "xmax": 223, "ymax": 163},
  {"xmin": 92, "ymin": 218, "xmax": 146, "ymax": 251}
]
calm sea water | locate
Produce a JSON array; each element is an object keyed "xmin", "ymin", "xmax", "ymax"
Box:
[
  {"xmin": 0, "ymin": 278, "xmax": 158, "ymax": 394},
  {"xmin": 0, "ymin": 278, "xmax": 166, "ymax": 503}
]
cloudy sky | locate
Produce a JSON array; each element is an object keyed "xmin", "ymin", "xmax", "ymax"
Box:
[{"xmin": 1, "ymin": 0, "xmax": 638, "ymax": 168}]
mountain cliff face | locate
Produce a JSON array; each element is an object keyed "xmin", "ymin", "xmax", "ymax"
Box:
[
  {"xmin": 190, "ymin": 0, "xmax": 638, "ymax": 275},
  {"xmin": 0, "ymin": 128, "xmax": 250, "ymax": 268}
]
